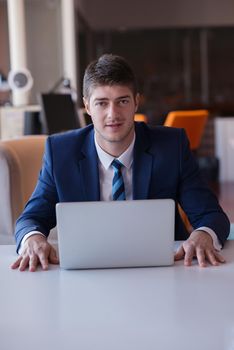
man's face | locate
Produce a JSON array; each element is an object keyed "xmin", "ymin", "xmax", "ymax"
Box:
[{"xmin": 83, "ymin": 85, "xmax": 139, "ymax": 155}]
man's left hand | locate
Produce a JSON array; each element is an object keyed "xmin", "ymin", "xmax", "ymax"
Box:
[{"xmin": 174, "ymin": 230, "xmax": 226, "ymax": 267}]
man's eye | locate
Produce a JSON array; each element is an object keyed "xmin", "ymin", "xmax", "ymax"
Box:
[
  {"xmin": 95, "ymin": 101, "xmax": 107, "ymax": 107},
  {"xmin": 119, "ymin": 99, "xmax": 129, "ymax": 105}
]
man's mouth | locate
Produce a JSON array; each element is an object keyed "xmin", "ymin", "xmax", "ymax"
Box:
[{"xmin": 106, "ymin": 123, "xmax": 123, "ymax": 128}]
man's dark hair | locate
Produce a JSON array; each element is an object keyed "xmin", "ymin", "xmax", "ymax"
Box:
[{"xmin": 83, "ymin": 54, "xmax": 138, "ymax": 99}]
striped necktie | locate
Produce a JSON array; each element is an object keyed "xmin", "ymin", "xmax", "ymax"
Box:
[{"xmin": 111, "ymin": 159, "xmax": 126, "ymax": 200}]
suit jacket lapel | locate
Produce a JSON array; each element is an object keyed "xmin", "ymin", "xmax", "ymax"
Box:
[
  {"xmin": 77, "ymin": 123, "xmax": 153, "ymax": 201},
  {"xmin": 79, "ymin": 130, "xmax": 100, "ymax": 201},
  {"xmin": 133, "ymin": 124, "xmax": 153, "ymax": 199}
]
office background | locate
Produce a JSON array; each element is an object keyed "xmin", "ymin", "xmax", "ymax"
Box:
[
  {"xmin": 1, "ymin": 0, "xmax": 234, "ymax": 112},
  {"xmin": 0, "ymin": 0, "xmax": 234, "ymax": 222},
  {"xmin": 1, "ymin": 4, "xmax": 234, "ymax": 348}
]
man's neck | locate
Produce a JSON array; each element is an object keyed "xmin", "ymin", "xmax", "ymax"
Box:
[
  {"xmin": 94, "ymin": 133, "xmax": 135, "ymax": 158},
  {"xmin": 94, "ymin": 131, "xmax": 135, "ymax": 157}
]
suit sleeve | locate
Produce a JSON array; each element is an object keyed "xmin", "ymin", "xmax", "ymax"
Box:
[
  {"xmin": 178, "ymin": 129, "xmax": 230, "ymax": 245},
  {"xmin": 14, "ymin": 137, "xmax": 59, "ymax": 252}
]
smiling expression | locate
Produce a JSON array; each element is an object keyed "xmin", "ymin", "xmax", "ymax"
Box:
[{"xmin": 83, "ymin": 85, "xmax": 139, "ymax": 156}]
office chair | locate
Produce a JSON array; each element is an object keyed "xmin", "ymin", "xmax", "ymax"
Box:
[
  {"xmin": 134, "ymin": 113, "xmax": 148, "ymax": 123},
  {"xmin": 39, "ymin": 93, "xmax": 80, "ymax": 134},
  {"xmin": 164, "ymin": 110, "xmax": 209, "ymax": 234},
  {"xmin": 0, "ymin": 135, "xmax": 47, "ymax": 242},
  {"xmin": 164, "ymin": 109, "xmax": 209, "ymax": 150}
]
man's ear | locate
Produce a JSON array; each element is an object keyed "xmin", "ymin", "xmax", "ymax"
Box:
[
  {"xmin": 135, "ymin": 93, "xmax": 140, "ymax": 112},
  {"xmin": 83, "ymin": 97, "xmax": 91, "ymax": 115}
]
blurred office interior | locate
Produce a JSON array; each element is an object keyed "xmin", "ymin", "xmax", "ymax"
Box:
[{"xmin": 0, "ymin": 0, "xmax": 234, "ymax": 221}]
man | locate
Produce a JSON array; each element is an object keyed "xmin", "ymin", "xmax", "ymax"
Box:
[{"xmin": 11, "ymin": 54, "xmax": 230, "ymax": 272}]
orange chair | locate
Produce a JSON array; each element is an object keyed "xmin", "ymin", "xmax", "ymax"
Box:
[
  {"xmin": 164, "ymin": 109, "xmax": 209, "ymax": 150},
  {"xmin": 178, "ymin": 205, "xmax": 193, "ymax": 234},
  {"xmin": 164, "ymin": 110, "xmax": 209, "ymax": 234},
  {"xmin": 134, "ymin": 113, "xmax": 148, "ymax": 123}
]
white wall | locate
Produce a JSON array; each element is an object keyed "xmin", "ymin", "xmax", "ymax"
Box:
[
  {"xmin": 0, "ymin": 2, "xmax": 10, "ymax": 104},
  {"xmin": 25, "ymin": 0, "xmax": 63, "ymax": 103},
  {"xmin": 0, "ymin": 1, "xmax": 10, "ymax": 75},
  {"xmin": 78, "ymin": 0, "xmax": 234, "ymax": 30}
]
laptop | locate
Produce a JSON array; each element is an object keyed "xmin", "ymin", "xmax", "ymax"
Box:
[{"xmin": 56, "ymin": 199, "xmax": 175, "ymax": 269}]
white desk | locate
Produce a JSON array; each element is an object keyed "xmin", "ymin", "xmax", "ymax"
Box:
[{"xmin": 1, "ymin": 242, "xmax": 234, "ymax": 350}]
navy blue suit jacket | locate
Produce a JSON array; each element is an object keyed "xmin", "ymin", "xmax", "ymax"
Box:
[{"xmin": 15, "ymin": 122, "xmax": 230, "ymax": 251}]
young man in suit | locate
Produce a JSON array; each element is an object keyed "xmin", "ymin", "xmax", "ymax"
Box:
[{"xmin": 11, "ymin": 54, "xmax": 230, "ymax": 272}]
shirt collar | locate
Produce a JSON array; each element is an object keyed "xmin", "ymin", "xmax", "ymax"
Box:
[{"xmin": 94, "ymin": 132, "xmax": 135, "ymax": 170}]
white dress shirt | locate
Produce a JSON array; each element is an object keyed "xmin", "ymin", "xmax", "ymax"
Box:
[
  {"xmin": 95, "ymin": 133, "xmax": 135, "ymax": 201},
  {"xmin": 19, "ymin": 132, "xmax": 221, "ymax": 253}
]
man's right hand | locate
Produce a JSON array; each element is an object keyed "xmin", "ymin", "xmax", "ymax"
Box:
[{"xmin": 11, "ymin": 234, "xmax": 59, "ymax": 272}]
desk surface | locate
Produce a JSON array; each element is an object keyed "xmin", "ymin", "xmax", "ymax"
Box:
[{"xmin": 1, "ymin": 242, "xmax": 234, "ymax": 350}]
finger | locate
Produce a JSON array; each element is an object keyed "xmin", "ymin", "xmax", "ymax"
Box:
[
  {"xmin": 174, "ymin": 245, "xmax": 185, "ymax": 261},
  {"xmin": 29, "ymin": 254, "xmax": 39, "ymax": 272},
  {"xmin": 49, "ymin": 247, "xmax": 59, "ymax": 265},
  {"xmin": 19, "ymin": 255, "xmax": 30, "ymax": 271},
  {"xmin": 196, "ymin": 247, "xmax": 207, "ymax": 267},
  {"xmin": 37, "ymin": 251, "xmax": 49, "ymax": 270},
  {"xmin": 10, "ymin": 256, "xmax": 23, "ymax": 269},
  {"xmin": 206, "ymin": 250, "xmax": 225, "ymax": 266},
  {"xmin": 214, "ymin": 251, "xmax": 226, "ymax": 263},
  {"xmin": 184, "ymin": 245, "xmax": 195, "ymax": 266}
]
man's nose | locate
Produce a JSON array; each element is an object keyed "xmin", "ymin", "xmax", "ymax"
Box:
[{"xmin": 107, "ymin": 103, "xmax": 118, "ymax": 119}]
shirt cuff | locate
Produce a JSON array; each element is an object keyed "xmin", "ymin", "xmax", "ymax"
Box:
[
  {"xmin": 195, "ymin": 226, "xmax": 222, "ymax": 251},
  {"xmin": 18, "ymin": 231, "xmax": 46, "ymax": 255}
]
